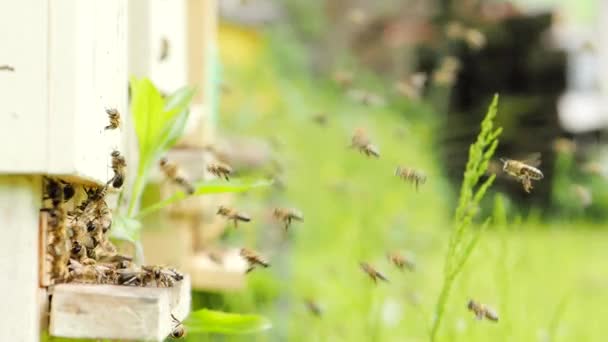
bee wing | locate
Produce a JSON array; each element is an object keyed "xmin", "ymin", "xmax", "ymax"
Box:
[{"xmin": 523, "ymin": 152, "xmax": 542, "ymax": 167}]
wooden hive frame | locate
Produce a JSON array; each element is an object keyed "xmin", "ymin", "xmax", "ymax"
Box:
[
  {"xmin": 0, "ymin": 1, "xmax": 200, "ymax": 340},
  {"xmin": 130, "ymin": 0, "xmax": 248, "ymax": 291}
]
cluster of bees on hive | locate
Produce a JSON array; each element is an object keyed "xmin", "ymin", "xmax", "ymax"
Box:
[{"xmin": 41, "ymin": 109, "xmax": 183, "ymax": 289}]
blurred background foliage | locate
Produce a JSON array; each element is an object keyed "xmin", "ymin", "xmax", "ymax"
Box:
[{"xmin": 184, "ymin": 0, "xmax": 608, "ymax": 341}]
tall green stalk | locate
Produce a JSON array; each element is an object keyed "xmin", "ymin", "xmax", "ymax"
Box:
[{"xmin": 429, "ymin": 95, "xmax": 502, "ymax": 341}]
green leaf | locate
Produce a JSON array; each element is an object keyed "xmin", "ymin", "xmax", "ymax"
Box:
[
  {"xmin": 129, "ymin": 77, "xmax": 164, "ymax": 160},
  {"xmin": 158, "ymin": 86, "xmax": 196, "ymax": 154},
  {"xmin": 110, "ymin": 214, "xmax": 142, "ymax": 243},
  {"xmin": 109, "ymin": 215, "xmax": 145, "ymax": 263},
  {"xmin": 185, "ymin": 309, "xmax": 271, "ymax": 335},
  {"xmin": 162, "ymin": 108, "xmax": 190, "ymax": 150},
  {"xmin": 164, "ymin": 85, "xmax": 196, "ymax": 112},
  {"xmin": 135, "ymin": 179, "xmax": 273, "ymax": 219},
  {"xmin": 192, "ymin": 178, "xmax": 274, "ymax": 195},
  {"xmin": 127, "ymin": 79, "xmax": 197, "ymax": 216}
]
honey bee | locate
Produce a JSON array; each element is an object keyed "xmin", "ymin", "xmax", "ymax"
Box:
[
  {"xmin": 312, "ymin": 112, "xmax": 328, "ymax": 126},
  {"xmin": 572, "ymin": 184, "xmax": 592, "ymax": 208},
  {"xmin": 0, "ymin": 64, "xmax": 15, "ymax": 72},
  {"xmin": 160, "ymin": 157, "xmax": 195, "ymax": 194},
  {"xmin": 394, "ymin": 72, "xmax": 427, "ymax": 100},
  {"xmin": 240, "ymin": 248, "xmax": 270, "ymax": 273},
  {"xmin": 43, "ymin": 178, "xmax": 74, "ymax": 205},
  {"xmin": 347, "ymin": 89, "xmax": 386, "ymax": 107},
  {"xmin": 445, "ymin": 21, "xmax": 466, "ymax": 39},
  {"xmin": 388, "ymin": 251, "xmax": 415, "ymax": 271},
  {"xmin": 350, "ymin": 128, "xmax": 380, "ymax": 158},
  {"xmin": 467, "ymin": 299, "xmax": 499, "ymax": 322},
  {"xmin": 108, "ymin": 150, "xmax": 126, "ymax": 188},
  {"xmin": 332, "ymin": 70, "xmax": 354, "ymax": 88},
  {"xmin": 305, "ymin": 298, "xmax": 323, "ymax": 317},
  {"xmin": 68, "ymin": 259, "xmax": 114, "ymax": 284},
  {"xmin": 464, "ymin": 28, "xmax": 486, "ymax": 50},
  {"xmin": 552, "ymin": 138, "xmax": 576, "ymax": 154},
  {"xmin": 116, "ymin": 267, "xmax": 148, "ymax": 286},
  {"xmin": 141, "ymin": 265, "xmax": 184, "ymax": 287},
  {"xmin": 206, "ymin": 162, "xmax": 233, "ymax": 181},
  {"xmin": 395, "ymin": 166, "xmax": 426, "ymax": 190},
  {"xmin": 273, "ymin": 207, "xmax": 303, "ymax": 231},
  {"xmin": 104, "ymin": 108, "xmax": 121, "ymax": 130},
  {"xmin": 216, "ymin": 205, "xmax": 251, "ymax": 228},
  {"xmin": 360, "ymin": 262, "xmax": 389, "ymax": 283},
  {"xmin": 499, "ymin": 153, "xmax": 543, "ymax": 193},
  {"xmin": 346, "ymin": 8, "xmax": 368, "ymax": 25},
  {"xmin": 432, "ymin": 56, "xmax": 461, "ymax": 86},
  {"xmin": 159, "ymin": 37, "xmax": 170, "ymax": 62},
  {"xmin": 170, "ymin": 313, "xmax": 186, "ymax": 339}
]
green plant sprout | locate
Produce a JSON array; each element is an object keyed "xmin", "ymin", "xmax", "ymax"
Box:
[
  {"xmin": 109, "ymin": 77, "xmax": 271, "ymax": 258},
  {"xmin": 430, "ymin": 94, "xmax": 502, "ymax": 341}
]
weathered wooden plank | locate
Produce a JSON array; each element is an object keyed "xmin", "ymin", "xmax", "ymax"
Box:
[
  {"xmin": 0, "ymin": 176, "xmax": 42, "ymax": 342},
  {"xmin": 49, "ymin": 276, "xmax": 190, "ymax": 341}
]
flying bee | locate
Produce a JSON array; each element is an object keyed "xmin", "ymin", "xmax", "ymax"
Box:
[
  {"xmin": 360, "ymin": 262, "xmax": 389, "ymax": 284},
  {"xmin": 332, "ymin": 70, "xmax": 354, "ymax": 88},
  {"xmin": 206, "ymin": 162, "xmax": 233, "ymax": 181},
  {"xmin": 432, "ymin": 56, "xmax": 461, "ymax": 86},
  {"xmin": 0, "ymin": 65, "xmax": 15, "ymax": 72},
  {"xmin": 347, "ymin": 89, "xmax": 386, "ymax": 107},
  {"xmin": 395, "ymin": 166, "xmax": 427, "ymax": 190},
  {"xmin": 240, "ymin": 248, "xmax": 270, "ymax": 273},
  {"xmin": 170, "ymin": 313, "xmax": 186, "ymax": 339},
  {"xmin": 108, "ymin": 150, "xmax": 126, "ymax": 188},
  {"xmin": 159, "ymin": 37, "xmax": 170, "ymax": 62},
  {"xmin": 467, "ymin": 299, "xmax": 499, "ymax": 322},
  {"xmin": 349, "ymin": 128, "xmax": 380, "ymax": 158},
  {"xmin": 273, "ymin": 207, "xmax": 303, "ymax": 231},
  {"xmin": 445, "ymin": 21, "xmax": 466, "ymax": 39},
  {"xmin": 499, "ymin": 153, "xmax": 543, "ymax": 193},
  {"xmin": 104, "ymin": 108, "xmax": 121, "ymax": 130},
  {"xmin": 388, "ymin": 251, "xmax": 415, "ymax": 271},
  {"xmin": 464, "ymin": 28, "xmax": 486, "ymax": 50},
  {"xmin": 305, "ymin": 298, "xmax": 323, "ymax": 317},
  {"xmin": 312, "ymin": 112, "xmax": 328, "ymax": 126},
  {"xmin": 159, "ymin": 157, "xmax": 195, "ymax": 194},
  {"xmin": 216, "ymin": 205, "xmax": 251, "ymax": 228},
  {"xmin": 394, "ymin": 72, "xmax": 427, "ymax": 100}
]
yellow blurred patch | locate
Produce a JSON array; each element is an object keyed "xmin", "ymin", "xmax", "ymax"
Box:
[{"xmin": 219, "ymin": 22, "xmax": 263, "ymax": 69}]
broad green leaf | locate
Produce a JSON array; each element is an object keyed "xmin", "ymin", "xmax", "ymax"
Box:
[
  {"xmin": 185, "ymin": 309, "xmax": 271, "ymax": 335},
  {"xmin": 135, "ymin": 179, "xmax": 273, "ymax": 219},
  {"xmin": 109, "ymin": 214, "xmax": 145, "ymax": 263},
  {"xmin": 109, "ymin": 214, "xmax": 142, "ymax": 243},
  {"xmin": 129, "ymin": 77, "xmax": 164, "ymax": 160},
  {"xmin": 164, "ymin": 109, "xmax": 190, "ymax": 150},
  {"xmin": 160, "ymin": 86, "xmax": 196, "ymax": 151},
  {"xmin": 164, "ymin": 85, "xmax": 196, "ymax": 112}
]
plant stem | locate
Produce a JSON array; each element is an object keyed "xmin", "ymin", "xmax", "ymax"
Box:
[
  {"xmin": 429, "ymin": 273, "xmax": 455, "ymax": 342},
  {"xmin": 134, "ymin": 191, "xmax": 186, "ymax": 219},
  {"xmin": 127, "ymin": 164, "xmax": 148, "ymax": 217}
]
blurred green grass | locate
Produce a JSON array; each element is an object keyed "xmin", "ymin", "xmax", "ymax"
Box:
[{"xmin": 184, "ymin": 28, "xmax": 608, "ymax": 342}]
